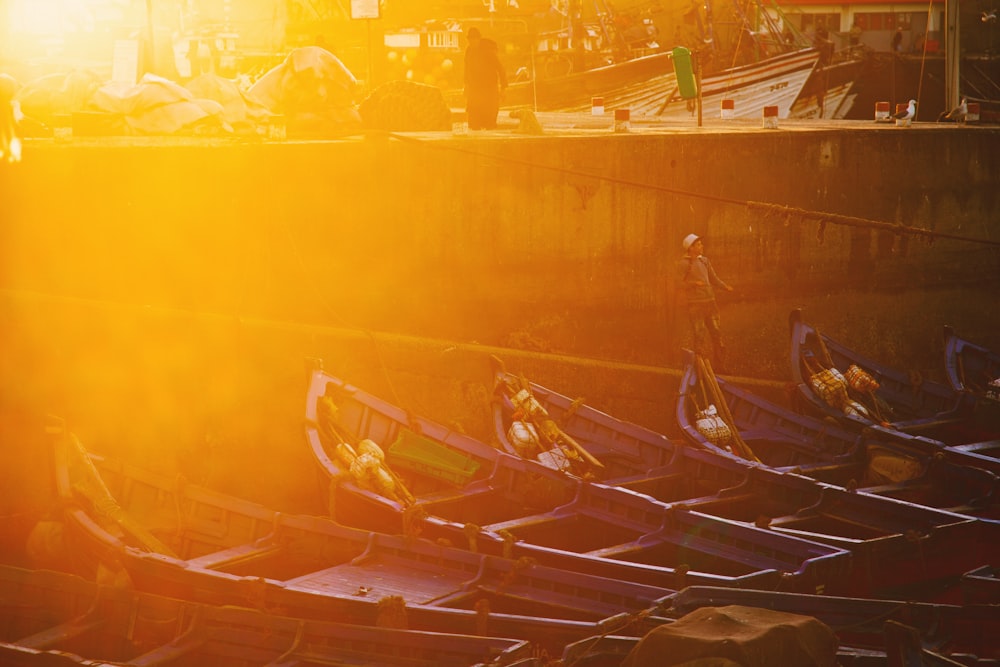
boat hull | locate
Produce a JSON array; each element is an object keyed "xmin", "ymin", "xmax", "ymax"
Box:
[
  {"xmin": 48, "ymin": 425, "xmax": 673, "ymax": 654},
  {"xmin": 306, "ymin": 364, "xmax": 851, "ymax": 595},
  {"xmin": 0, "ymin": 564, "xmax": 536, "ymax": 667},
  {"xmin": 495, "ymin": 48, "xmax": 820, "ymax": 120},
  {"xmin": 494, "ymin": 357, "xmax": 999, "ymax": 601}
]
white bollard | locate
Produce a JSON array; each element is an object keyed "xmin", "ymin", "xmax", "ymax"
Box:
[
  {"xmin": 720, "ymin": 99, "xmax": 735, "ymax": 119},
  {"xmin": 452, "ymin": 111, "xmax": 468, "ymax": 135},
  {"xmin": 874, "ymin": 101, "xmax": 891, "ymax": 122},
  {"xmin": 762, "ymin": 105, "xmax": 779, "ymax": 129},
  {"xmin": 614, "ymin": 108, "xmax": 631, "ymax": 133},
  {"xmin": 591, "ymin": 97, "xmax": 604, "ymax": 116}
]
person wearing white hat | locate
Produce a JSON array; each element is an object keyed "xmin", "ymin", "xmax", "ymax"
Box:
[{"xmin": 679, "ymin": 233, "xmax": 734, "ymax": 370}]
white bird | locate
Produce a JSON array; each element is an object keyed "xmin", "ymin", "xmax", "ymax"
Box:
[
  {"xmin": 891, "ymin": 99, "xmax": 917, "ymax": 124},
  {"xmin": 940, "ymin": 97, "xmax": 968, "ymax": 123}
]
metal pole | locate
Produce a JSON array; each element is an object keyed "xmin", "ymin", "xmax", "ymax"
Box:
[
  {"xmin": 367, "ymin": 18, "xmax": 373, "ymax": 95},
  {"xmin": 696, "ymin": 52, "xmax": 703, "ymax": 127},
  {"xmin": 944, "ymin": 0, "xmax": 960, "ymax": 112},
  {"xmin": 145, "ymin": 0, "xmax": 155, "ymax": 75}
]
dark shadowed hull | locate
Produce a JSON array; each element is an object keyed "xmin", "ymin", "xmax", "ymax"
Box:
[
  {"xmin": 48, "ymin": 422, "xmax": 677, "ymax": 655},
  {"xmin": 0, "ymin": 564, "xmax": 536, "ymax": 666},
  {"xmin": 678, "ymin": 348, "xmax": 1000, "ymax": 518},
  {"xmin": 943, "ymin": 325, "xmax": 1000, "ymax": 425},
  {"xmin": 561, "ymin": 586, "xmax": 1000, "ymax": 666},
  {"xmin": 668, "ymin": 586, "xmax": 1000, "ymax": 659},
  {"xmin": 492, "ymin": 356, "xmax": 998, "ymax": 601}
]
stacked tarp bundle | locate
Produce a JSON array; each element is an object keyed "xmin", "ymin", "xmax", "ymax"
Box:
[
  {"xmin": 10, "ymin": 45, "xmax": 364, "ymax": 138},
  {"xmin": 184, "ymin": 73, "xmax": 275, "ymax": 131},
  {"xmin": 13, "ymin": 70, "xmax": 262, "ymax": 136},
  {"xmin": 14, "ymin": 70, "xmax": 103, "ymax": 127},
  {"xmin": 247, "ymin": 46, "xmax": 362, "ymax": 135},
  {"xmin": 88, "ymin": 74, "xmax": 232, "ymax": 135},
  {"xmin": 623, "ymin": 605, "xmax": 838, "ymax": 667}
]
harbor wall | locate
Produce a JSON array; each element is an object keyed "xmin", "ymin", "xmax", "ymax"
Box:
[
  {"xmin": 1, "ymin": 126, "xmax": 999, "ymax": 523},
  {"xmin": 3, "ymin": 129, "xmax": 998, "ymax": 327}
]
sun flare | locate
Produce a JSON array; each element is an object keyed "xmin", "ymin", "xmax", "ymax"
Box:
[{"xmin": 9, "ymin": 0, "xmax": 94, "ymax": 36}]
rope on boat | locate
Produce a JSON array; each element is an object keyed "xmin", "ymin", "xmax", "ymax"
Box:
[
  {"xmin": 376, "ymin": 595, "xmax": 409, "ymax": 629},
  {"xmin": 745, "ymin": 201, "xmax": 1000, "ymax": 248},
  {"xmin": 474, "ymin": 598, "xmax": 491, "ymax": 636}
]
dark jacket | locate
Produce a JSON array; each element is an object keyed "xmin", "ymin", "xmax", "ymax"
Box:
[{"xmin": 465, "ymin": 38, "xmax": 507, "ymax": 93}]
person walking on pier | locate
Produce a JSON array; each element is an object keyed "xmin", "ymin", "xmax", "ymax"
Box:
[
  {"xmin": 679, "ymin": 233, "xmax": 734, "ymax": 371},
  {"xmin": 464, "ymin": 27, "xmax": 507, "ymax": 130}
]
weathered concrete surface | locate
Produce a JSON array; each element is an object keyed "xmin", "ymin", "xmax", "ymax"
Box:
[{"xmin": 1, "ymin": 122, "xmax": 998, "ymax": 527}]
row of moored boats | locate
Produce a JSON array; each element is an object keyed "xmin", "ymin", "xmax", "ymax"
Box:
[{"xmin": 6, "ymin": 308, "xmax": 999, "ymax": 665}]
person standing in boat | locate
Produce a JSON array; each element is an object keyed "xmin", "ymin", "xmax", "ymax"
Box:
[
  {"xmin": 679, "ymin": 233, "xmax": 734, "ymax": 372},
  {"xmin": 464, "ymin": 27, "xmax": 508, "ymax": 130}
]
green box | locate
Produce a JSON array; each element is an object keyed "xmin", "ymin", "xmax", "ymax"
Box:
[{"xmin": 387, "ymin": 429, "xmax": 481, "ymax": 486}]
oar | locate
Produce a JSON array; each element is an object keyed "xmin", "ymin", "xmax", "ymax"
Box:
[
  {"xmin": 550, "ymin": 421, "xmax": 605, "ymax": 476},
  {"xmin": 497, "ymin": 367, "xmax": 605, "ymax": 477},
  {"xmin": 812, "ymin": 327, "xmax": 835, "ymax": 368},
  {"xmin": 699, "ymin": 356, "xmax": 760, "ymax": 463}
]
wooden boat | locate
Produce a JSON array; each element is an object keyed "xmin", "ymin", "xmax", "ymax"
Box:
[
  {"xmin": 506, "ymin": 47, "xmax": 820, "ymax": 121},
  {"xmin": 789, "ymin": 55, "xmax": 863, "ymax": 120},
  {"xmin": 47, "ymin": 419, "xmax": 673, "ymax": 655},
  {"xmin": 0, "ymin": 564, "xmax": 537, "ymax": 667},
  {"xmin": 305, "ymin": 361, "xmax": 851, "ymax": 594},
  {"xmin": 961, "ymin": 565, "xmax": 1000, "ymax": 606},
  {"xmin": 491, "ymin": 355, "xmax": 731, "ymax": 479},
  {"xmin": 677, "ymin": 348, "xmax": 1000, "ymax": 517},
  {"xmin": 943, "ymin": 325, "xmax": 1000, "ymax": 408},
  {"xmin": 789, "ymin": 308, "xmax": 1000, "ymax": 447},
  {"xmin": 491, "ymin": 356, "xmax": 998, "ymax": 600},
  {"xmin": 635, "ymin": 450, "xmax": 996, "ymax": 601}
]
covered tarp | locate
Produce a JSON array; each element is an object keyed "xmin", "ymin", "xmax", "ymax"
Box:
[
  {"xmin": 247, "ymin": 46, "xmax": 362, "ymax": 135},
  {"xmin": 623, "ymin": 605, "xmax": 838, "ymax": 667},
  {"xmin": 185, "ymin": 73, "xmax": 274, "ymax": 132},
  {"xmin": 14, "ymin": 69, "xmax": 103, "ymax": 126},
  {"xmin": 13, "ymin": 71, "xmax": 245, "ymax": 136},
  {"xmin": 89, "ymin": 74, "xmax": 231, "ymax": 135}
]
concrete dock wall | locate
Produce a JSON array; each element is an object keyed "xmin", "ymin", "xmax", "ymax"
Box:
[{"xmin": 3, "ymin": 127, "xmax": 998, "ymax": 326}]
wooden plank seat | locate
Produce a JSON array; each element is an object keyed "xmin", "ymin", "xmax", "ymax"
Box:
[
  {"xmin": 16, "ymin": 613, "xmax": 105, "ymax": 650},
  {"xmin": 185, "ymin": 542, "xmax": 282, "ymax": 571}
]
